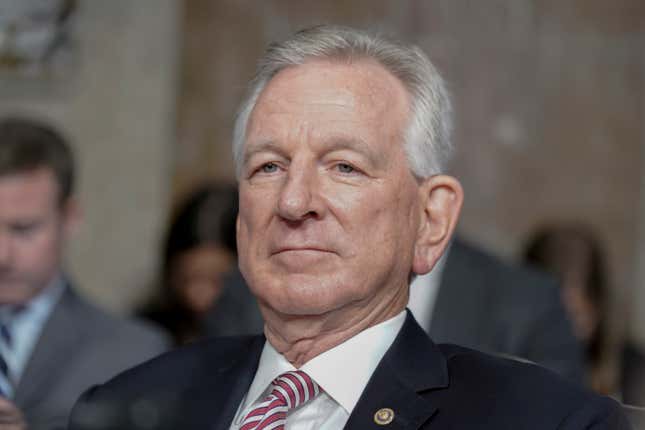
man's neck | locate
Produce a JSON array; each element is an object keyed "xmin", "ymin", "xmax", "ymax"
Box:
[{"xmin": 262, "ymin": 289, "xmax": 408, "ymax": 368}]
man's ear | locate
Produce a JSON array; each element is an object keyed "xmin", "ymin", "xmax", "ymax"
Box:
[
  {"xmin": 61, "ymin": 197, "xmax": 83, "ymax": 238},
  {"xmin": 412, "ymin": 175, "xmax": 463, "ymax": 275}
]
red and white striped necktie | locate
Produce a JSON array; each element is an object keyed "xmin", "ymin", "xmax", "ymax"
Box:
[{"xmin": 240, "ymin": 370, "xmax": 321, "ymax": 430}]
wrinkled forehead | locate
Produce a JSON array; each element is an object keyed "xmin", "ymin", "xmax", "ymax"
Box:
[
  {"xmin": 244, "ymin": 59, "xmax": 411, "ymax": 153},
  {"xmin": 0, "ymin": 168, "xmax": 63, "ymax": 219},
  {"xmin": 269, "ymin": 59, "xmax": 406, "ymax": 109}
]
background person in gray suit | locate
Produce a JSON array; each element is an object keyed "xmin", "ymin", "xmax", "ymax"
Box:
[
  {"xmin": 408, "ymin": 236, "xmax": 584, "ymax": 382},
  {"xmin": 0, "ymin": 117, "xmax": 169, "ymax": 430}
]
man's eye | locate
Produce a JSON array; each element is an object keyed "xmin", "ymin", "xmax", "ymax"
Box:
[
  {"xmin": 261, "ymin": 162, "xmax": 279, "ymax": 173},
  {"xmin": 336, "ymin": 163, "xmax": 355, "ymax": 174},
  {"xmin": 10, "ymin": 224, "xmax": 38, "ymax": 236}
]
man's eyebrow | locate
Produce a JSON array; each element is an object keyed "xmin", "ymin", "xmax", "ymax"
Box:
[
  {"xmin": 242, "ymin": 141, "xmax": 285, "ymax": 166},
  {"xmin": 8, "ymin": 219, "xmax": 43, "ymax": 230},
  {"xmin": 242, "ymin": 135, "xmax": 387, "ymax": 166},
  {"xmin": 322, "ymin": 136, "xmax": 370, "ymax": 153},
  {"xmin": 322, "ymin": 136, "xmax": 385, "ymax": 166}
]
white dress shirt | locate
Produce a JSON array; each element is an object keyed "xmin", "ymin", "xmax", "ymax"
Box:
[
  {"xmin": 229, "ymin": 311, "xmax": 406, "ymax": 429},
  {"xmin": 407, "ymin": 251, "xmax": 448, "ymax": 332},
  {"xmin": 0, "ymin": 277, "xmax": 64, "ymax": 397}
]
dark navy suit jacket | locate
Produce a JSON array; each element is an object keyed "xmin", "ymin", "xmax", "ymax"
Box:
[{"xmin": 68, "ymin": 312, "xmax": 629, "ymax": 429}]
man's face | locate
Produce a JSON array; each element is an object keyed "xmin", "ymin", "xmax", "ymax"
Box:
[
  {"xmin": 0, "ymin": 168, "xmax": 72, "ymax": 304},
  {"xmin": 237, "ymin": 59, "xmax": 423, "ymax": 318}
]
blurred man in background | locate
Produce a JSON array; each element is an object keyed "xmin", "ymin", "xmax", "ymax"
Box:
[
  {"xmin": 409, "ymin": 236, "xmax": 584, "ymax": 381},
  {"xmin": 0, "ymin": 117, "xmax": 169, "ymax": 429}
]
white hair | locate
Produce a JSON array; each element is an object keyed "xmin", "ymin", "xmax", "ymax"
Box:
[{"xmin": 232, "ymin": 25, "xmax": 453, "ymax": 179}]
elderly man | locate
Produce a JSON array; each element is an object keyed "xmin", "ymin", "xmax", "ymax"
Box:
[
  {"xmin": 0, "ymin": 117, "xmax": 169, "ymax": 430},
  {"xmin": 68, "ymin": 26, "xmax": 628, "ymax": 429}
]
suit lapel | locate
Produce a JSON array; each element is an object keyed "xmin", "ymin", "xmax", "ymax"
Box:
[
  {"xmin": 14, "ymin": 287, "xmax": 83, "ymax": 410},
  {"xmin": 126, "ymin": 334, "xmax": 265, "ymax": 430},
  {"xmin": 429, "ymin": 239, "xmax": 490, "ymax": 348},
  {"xmin": 344, "ymin": 312, "xmax": 449, "ymax": 430},
  {"xmin": 98, "ymin": 335, "xmax": 265, "ymax": 430},
  {"xmin": 208, "ymin": 335, "xmax": 264, "ymax": 430}
]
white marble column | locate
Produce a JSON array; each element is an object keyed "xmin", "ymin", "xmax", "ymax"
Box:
[{"xmin": 0, "ymin": 0, "xmax": 181, "ymax": 313}]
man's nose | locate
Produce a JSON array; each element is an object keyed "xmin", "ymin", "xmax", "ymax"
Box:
[
  {"xmin": 276, "ymin": 168, "xmax": 324, "ymax": 222},
  {"xmin": 0, "ymin": 232, "xmax": 11, "ymax": 267}
]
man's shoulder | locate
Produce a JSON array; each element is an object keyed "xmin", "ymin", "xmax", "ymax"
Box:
[
  {"xmin": 68, "ymin": 336, "xmax": 263, "ymax": 429},
  {"xmin": 61, "ymin": 287, "xmax": 169, "ymax": 348},
  {"xmin": 439, "ymin": 342, "xmax": 576, "ymax": 385},
  {"xmin": 81, "ymin": 335, "xmax": 261, "ymax": 396},
  {"xmin": 436, "ymin": 343, "xmax": 625, "ymax": 427},
  {"xmin": 449, "ymin": 238, "xmax": 560, "ymax": 310},
  {"xmin": 451, "ymin": 238, "xmax": 556, "ymax": 291}
]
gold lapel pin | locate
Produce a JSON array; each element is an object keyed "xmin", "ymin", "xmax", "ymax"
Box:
[{"xmin": 374, "ymin": 408, "xmax": 395, "ymax": 425}]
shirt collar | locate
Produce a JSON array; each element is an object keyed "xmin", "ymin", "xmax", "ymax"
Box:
[
  {"xmin": 2, "ymin": 275, "xmax": 66, "ymax": 385},
  {"xmin": 241, "ymin": 310, "xmax": 406, "ymax": 416},
  {"xmin": 0, "ymin": 275, "xmax": 65, "ymax": 319},
  {"xmin": 20, "ymin": 275, "xmax": 65, "ymax": 319},
  {"xmin": 407, "ymin": 249, "xmax": 448, "ymax": 331}
]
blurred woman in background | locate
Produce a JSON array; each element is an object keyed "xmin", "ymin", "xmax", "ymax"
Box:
[
  {"xmin": 139, "ymin": 184, "xmax": 238, "ymax": 345},
  {"xmin": 524, "ymin": 223, "xmax": 645, "ymax": 405}
]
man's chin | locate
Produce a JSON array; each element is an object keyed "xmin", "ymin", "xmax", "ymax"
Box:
[
  {"xmin": 259, "ymin": 286, "xmax": 355, "ymax": 318},
  {"xmin": 0, "ymin": 282, "xmax": 40, "ymax": 305}
]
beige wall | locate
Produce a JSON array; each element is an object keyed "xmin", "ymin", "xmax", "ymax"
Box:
[
  {"xmin": 175, "ymin": 0, "xmax": 645, "ymax": 340},
  {"xmin": 0, "ymin": 0, "xmax": 180, "ymax": 312},
  {"xmin": 633, "ymin": 48, "xmax": 645, "ymax": 346},
  {"xmin": 2, "ymin": 0, "xmax": 643, "ymax": 338}
]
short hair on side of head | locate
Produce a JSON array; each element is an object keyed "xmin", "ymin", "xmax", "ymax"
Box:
[
  {"xmin": 0, "ymin": 117, "xmax": 75, "ymax": 204},
  {"xmin": 232, "ymin": 24, "xmax": 453, "ymax": 179}
]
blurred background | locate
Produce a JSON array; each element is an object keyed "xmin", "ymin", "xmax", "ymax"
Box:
[{"xmin": 0, "ymin": 0, "xmax": 643, "ymax": 350}]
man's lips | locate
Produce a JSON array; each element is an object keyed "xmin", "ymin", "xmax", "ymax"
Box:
[
  {"xmin": 271, "ymin": 246, "xmax": 335, "ymax": 255},
  {"xmin": 0, "ymin": 274, "xmax": 19, "ymax": 282}
]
